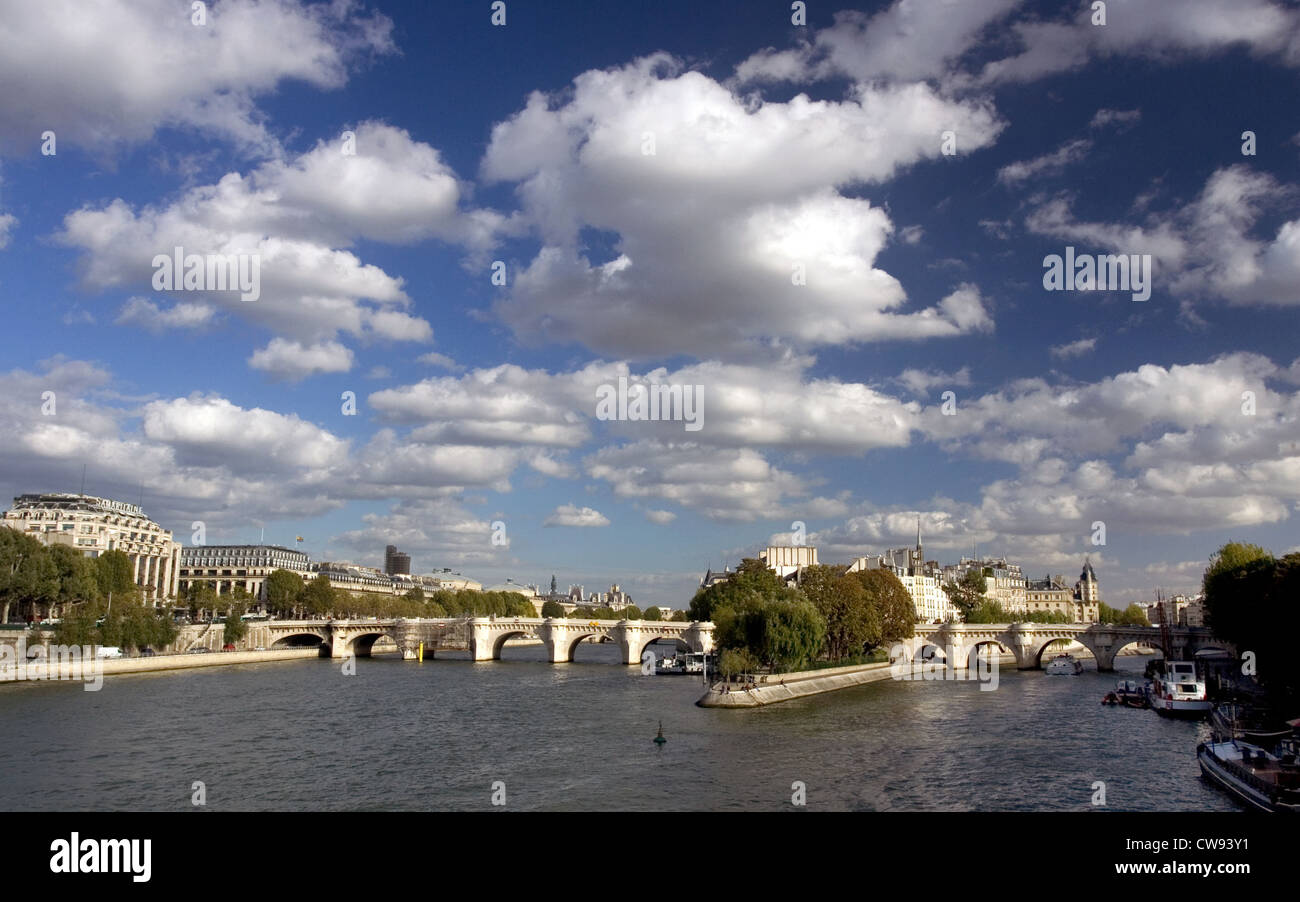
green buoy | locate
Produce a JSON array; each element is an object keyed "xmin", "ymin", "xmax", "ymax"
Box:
[{"xmin": 653, "ymin": 721, "xmax": 666, "ymax": 746}]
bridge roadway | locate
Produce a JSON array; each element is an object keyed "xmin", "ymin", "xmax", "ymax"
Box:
[
  {"xmin": 245, "ymin": 617, "xmax": 715, "ymax": 665},
  {"xmin": 900, "ymin": 622, "xmax": 1232, "ymax": 671}
]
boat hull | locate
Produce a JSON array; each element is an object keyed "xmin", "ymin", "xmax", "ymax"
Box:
[{"xmin": 1197, "ymin": 743, "xmax": 1300, "ymax": 814}]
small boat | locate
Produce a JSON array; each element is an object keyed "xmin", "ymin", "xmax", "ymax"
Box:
[
  {"xmin": 1045, "ymin": 654, "xmax": 1083, "ymax": 675},
  {"xmin": 653, "ymin": 721, "xmax": 666, "ymax": 746},
  {"xmin": 1102, "ymin": 679, "xmax": 1147, "ymax": 707},
  {"xmin": 1147, "ymin": 660, "xmax": 1212, "ymax": 719},
  {"xmin": 1197, "ymin": 735, "xmax": 1300, "ymax": 813}
]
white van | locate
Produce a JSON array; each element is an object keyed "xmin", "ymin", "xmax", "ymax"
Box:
[{"xmin": 95, "ymin": 646, "xmax": 123, "ymax": 659}]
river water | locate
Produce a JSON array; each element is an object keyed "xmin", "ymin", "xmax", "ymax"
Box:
[{"xmin": 0, "ymin": 644, "xmax": 1237, "ymax": 812}]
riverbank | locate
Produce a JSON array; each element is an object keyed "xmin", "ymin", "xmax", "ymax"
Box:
[
  {"xmin": 1, "ymin": 647, "xmax": 323, "ymax": 684},
  {"xmin": 698, "ymin": 654, "xmax": 1019, "ymax": 708}
]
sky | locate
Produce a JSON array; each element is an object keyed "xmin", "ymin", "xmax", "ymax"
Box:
[{"xmin": 1, "ymin": 0, "xmax": 1299, "ymax": 607}]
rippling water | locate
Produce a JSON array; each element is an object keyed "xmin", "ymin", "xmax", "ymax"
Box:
[{"xmin": 0, "ymin": 645, "xmax": 1237, "ymax": 811}]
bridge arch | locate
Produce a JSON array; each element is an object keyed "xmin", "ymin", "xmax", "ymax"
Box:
[
  {"xmin": 345, "ymin": 631, "xmax": 401, "ymax": 656},
  {"xmin": 489, "ymin": 627, "xmax": 541, "ymax": 660},
  {"xmin": 270, "ymin": 631, "xmax": 327, "ymax": 650},
  {"xmin": 963, "ymin": 639, "xmax": 1011, "ymax": 670},
  {"xmin": 623, "ymin": 630, "xmax": 701, "ymax": 667}
]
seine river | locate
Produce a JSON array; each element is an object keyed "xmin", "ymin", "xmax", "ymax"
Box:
[{"xmin": 0, "ymin": 644, "xmax": 1237, "ymax": 812}]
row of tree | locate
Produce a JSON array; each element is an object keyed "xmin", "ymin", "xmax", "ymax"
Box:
[
  {"xmin": 0, "ymin": 528, "xmax": 148, "ymax": 623},
  {"xmin": 252, "ymin": 571, "xmax": 537, "ymax": 621}
]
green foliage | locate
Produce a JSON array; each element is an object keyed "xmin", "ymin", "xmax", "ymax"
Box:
[
  {"xmin": 719, "ymin": 647, "xmax": 759, "ymax": 679},
  {"xmin": 670, "ymin": 609, "xmax": 689, "ymax": 622},
  {"xmin": 622, "ymin": 604, "xmax": 642, "ymax": 620},
  {"xmin": 94, "ymin": 550, "xmax": 136, "ymax": 597},
  {"xmin": 1098, "ymin": 602, "xmax": 1150, "ymax": 626},
  {"xmin": 643, "ymin": 606, "xmax": 662, "ymax": 621},
  {"xmin": 0, "ymin": 527, "xmax": 60, "ymax": 620},
  {"xmin": 301, "ymin": 574, "xmax": 337, "ymax": 616},
  {"xmin": 802, "ymin": 564, "xmax": 879, "ymax": 661},
  {"xmin": 943, "ymin": 570, "xmax": 987, "ymax": 619},
  {"xmin": 223, "ymin": 600, "xmax": 249, "ymax": 644},
  {"xmin": 540, "ymin": 599, "xmax": 566, "ymax": 618},
  {"xmin": 849, "ymin": 567, "xmax": 916, "ymax": 645},
  {"xmin": 265, "ymin": 569, "xmax": 304, "ymax": 617},
  {"xmin": 1202, "ymin": 542, "xmax": 1297, "ymax": 699}
]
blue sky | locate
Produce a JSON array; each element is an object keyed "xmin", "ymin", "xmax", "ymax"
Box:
[{"xmin": 1, "ymin": 0, "xmax": 1299, "ymax": 606}]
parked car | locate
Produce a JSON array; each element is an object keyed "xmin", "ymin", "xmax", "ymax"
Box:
[
  {"xmin": 222, "ymin": 643, "xmax": 236, "ymax": 652},
  {"xmin": 187, "ymin": 647, "xmax": 211, "ymax": 654},
  {"xmin": 95, "ymin": 646, "xmax": 123, "ymax": 659},
  {"xmin": 139, "ymin": 647, "xmax": 156, "ymax": 657}
]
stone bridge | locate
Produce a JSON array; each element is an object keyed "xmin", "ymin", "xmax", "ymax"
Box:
[
  {"xmin": 896, "ymin": 622, "xmax": 1232, "ymax": 672},
  {"xmin": 248, "ymin": 617, "xmax": 714, "ymax": 665}
]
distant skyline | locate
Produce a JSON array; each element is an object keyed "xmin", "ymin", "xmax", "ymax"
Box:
[{"xmin": 3, "ymin": 1, "xmax": 1300, "ymax": 606}]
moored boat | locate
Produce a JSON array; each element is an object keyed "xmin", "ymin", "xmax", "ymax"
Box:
[
  {"xmin": 1147, "ymin": 660, "xmax": 1212, "ymax": 718},
  {"xmin": 1197, "ymin": 736, "xmax": 1300, "ymax": 813}
]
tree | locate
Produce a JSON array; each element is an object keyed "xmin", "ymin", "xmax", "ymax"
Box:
[
  {"xmin": 643, "ymin": 606, "xmax": 662, "ymax": 621},
  {"xmin": 49, "ymin": 544, "xmax": 101, "ymax": 617},
  {"xmin": 301, "ymin": 574, "xmax": 337, "ymax": 617},
  {"xmin": 541, "ymin": 600, "xmax": 566, "ymax": 618},
  {"xmin": 719, "ymin": 648, "xmax": 758, "ymax": 680},
  {"xmin": 851, "ymin": 568, "xmax": 916, "ymax": 645},
  {"xmin": 0, "ymin": 528, "xmax": 59, "ymax": 622},
  {"xmin": 670, "ymin": 609, "xmax": 689, "ymax": 622},
  {"xmin": 265, "ymin": 569, "xmax": 304, "ymax": 618},
  {"xmin": 622, "ymin": 604, "xmax": 643, "ymax": 620},
  {"xmin": 1202, "ymin": 542, "xmax": 1297, "ymax": 700},
  {"xmin": 943, "ymin": 570, "xmax": 987, "ymax": 620},
  {"xmin": 801, "ymin": 564, "xmax": 879, "ymax": 661},
  {"xmin": 95, "ymin": 550, "xmax": 136, "ymax": 598},
  {"xmin": 223, "ymin": 606, "xmax": 248, "ymax": 645}
]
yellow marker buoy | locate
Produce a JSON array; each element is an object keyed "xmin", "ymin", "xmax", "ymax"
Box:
[{"xmin": 418, "ymin": 641, "xmax": 424, "ymax": 662}]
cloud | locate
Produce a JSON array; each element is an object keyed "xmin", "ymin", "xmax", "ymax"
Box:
[
  {"xmin": 897, "ymin": 367, "xmax": 972, "ymax": 396},
  {"xmin": 734, "ymin": 1, "xmax": 1023, "ymax": 85},
  {"xmin": 0, "ymin": 212, "xmax": 15, "ymax": 248},
  {"xmin": 0, "ymin": 0, "xmax": 395, "ymax": 156},
  {"xmin": 115, "ymin": 297, "xmax": 217, "ymax": 332},
  {"xmin": 248, "ymin": 339, "xmax": 354, "ymax": 380},
  {"xmin": 1050, "ymin": 338, "xmax": 1097, "ymax": 359},
  {"xmin": 543, "ymin": 504, "xmax": 611, "ymax": 527},
  {"xmin": 333, "ymin": 498, "xmax": 507, "ymax": 567},
  {"xmin": 1089, "ymin": 108, "xmax": 1141, "ymax": 130},
  {"xmin": 972, "ymin": 0, "xmax": 1300, "ymax": 86},
  {"xmin": 997, "ymin": 138, "xmax": 1092, "ymax": 185},
  {"xmin": 1027, "ymin": 165, "xmax": 1300, "ymax": 306},
  {"xmin": 482, "ymin": 54, "xmax": 1003, "ymax": 359},
  {"xmin": 645, "ymin": 509, "xmax": 677, "ymax": 525},
  {"xmin": 56, "ymin": 122, "xmax": 515, "ymax": 371}
]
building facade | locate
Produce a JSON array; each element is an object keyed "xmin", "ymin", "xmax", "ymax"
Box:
[
  {"xmin": 941, "ymin": 556, "xmax": 1027, "ymax": 613},
  {"xmin": 178, "ymin": 544, "xmax": 313, "ymax": 605},
  {"xmin": 760, "ymin": 545, "xmax": 819, "ymax": 579},
  {"xmin": 3, "ymin": 493, "xmax": 180, "ymax": 602},
  {"xmin": 846, "ymin": 520, "xmax": 949, "ymax": 622}
]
